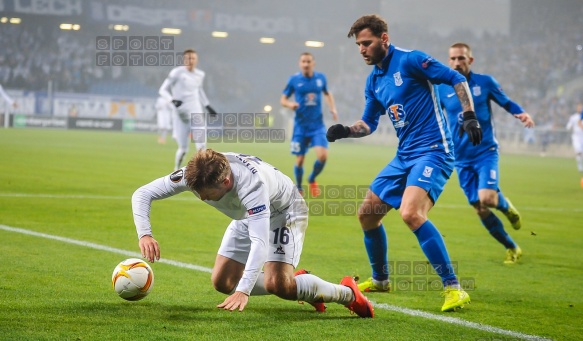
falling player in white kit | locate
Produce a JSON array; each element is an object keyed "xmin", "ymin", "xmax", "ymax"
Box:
[
  {"xmin": 159, "ymin": 49, "xmax": 218, "ymax": 170},
  {"xmin": 132, "ymin": 149, "xmax": 373, "ymax": 317},
  {"xmin": 155, "ymin": 95, "xmax": 173, "ymax": 144},
  {"xmin": 566, "ymin": 103, "xmax": 583, "ymax": 182}
]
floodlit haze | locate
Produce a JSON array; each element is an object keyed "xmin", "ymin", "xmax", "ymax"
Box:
[{"xmin": 1, "ymin": 0, "xmax": 582, "ymax": 144}]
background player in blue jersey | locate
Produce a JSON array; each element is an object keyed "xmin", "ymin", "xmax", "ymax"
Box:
[
  {"xmin": 437, "ymin": 42, "xmax": 535, "ymax": 264},
  {"xmin": 281, "ymin": 52, "xmax": 338, "ymax": 197},
  {"xmin": 326, "ymin": 15, "xmax": 481, "ymax": 312}
]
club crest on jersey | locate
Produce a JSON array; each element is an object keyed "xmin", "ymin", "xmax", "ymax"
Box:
[
  {"xmin": 388, "ymin": 104, "xmax": 407, "ymax": 128},
  {"xmin": 393, "ymin": 72, "xmax": 403, "ymax": 86},
  {"xmin": 423, "ymin": 166, "xmax": 434, "ymax": 178},
  {"xmin": 472, "ymin": 85, "xmax": 481, "ymax": 96},
  {"xmin": 316, "ymin": 78, "xmax": 323, "ymax": 87},
  {"xmin": 248, "ymin": 204, "xmax": 267, "ymax": 215},
  {"xmin": 170, "ymin": 169, "xmax": 184, "ymax": 183}
]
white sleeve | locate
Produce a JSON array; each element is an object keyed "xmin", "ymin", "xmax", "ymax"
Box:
[
  {"xmin": 159, "ymin": 71, "xmax": 175, "ymax": 102},
  {"xmin": 235, "ymin": 213, "xmax": 270, "ymax": 295},
  {"xmin": 566, "ymin": 116, "xmax": 574, "ymax": 130},
  {"xmin": 234, "ymin": 182, "xmax": 271, "ymax": 295},
  {"xmin": 0, "ymin": 84, "xmax": 14, "ymax": 105},
  {"xmin": 131, "ymin": 170, "xmax": 189, "ymax": 239},
  {"xmin": 199, "ymin": 86, "xmax": 210, "ymax": 107}
]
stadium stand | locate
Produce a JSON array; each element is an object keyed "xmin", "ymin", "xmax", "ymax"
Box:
[{"xmin": 0, "ymin": 0, "xmax": 582, "ymax": 155}]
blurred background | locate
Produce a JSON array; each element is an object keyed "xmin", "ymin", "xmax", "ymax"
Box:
[{"xmin": 1, "ymin": 0, "xmax": 582, "ymax": 156}]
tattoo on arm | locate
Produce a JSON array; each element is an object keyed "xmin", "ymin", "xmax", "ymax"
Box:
[
  {"xmin": 348, "ymin": 120, "xmax": 370, "ymax": 138},
  {"xmin": 454, "ymin": 82, "xmax": 474, "ymax": 112}
]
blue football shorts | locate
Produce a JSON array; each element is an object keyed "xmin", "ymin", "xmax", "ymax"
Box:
[
  {"xmin": 290, "ymin": 126, "xmax": 328, "ymax": 155},
  {"xmin": 456, "ymin": 152, "xmax": 500, "ymax": 205},
  {"xmin": 370, "ymin": 152, "xmax": 454, "ymax": 209}
]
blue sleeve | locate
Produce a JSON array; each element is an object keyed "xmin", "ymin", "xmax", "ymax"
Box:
[
  {"xmin": 503, "ymin": 101, "xmax": 524, "ymax": 115},
  {"xmin": 361, "ymin": 74, "xmax": 384, "ymax": 133},
  {"xmin": 406, "ymin": 51, "xmax": 466, "ymax": 86},
  {"xmin": 321, "ymin": 73, "xmax": 329, "ymax": 94},
  {"xmin": 485, "ymin": 75, "xmax": 524, "ymax": 115},
  {"xmin": 282, "ymin": 76, "xmax": 294, "ymax": 97}
]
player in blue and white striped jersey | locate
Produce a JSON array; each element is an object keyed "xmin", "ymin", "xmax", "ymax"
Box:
[
  {"xmin": 437, "ymin": 43, "xmax": 535, "ymax": 264},
  {"xmin": 327, "ymin": 15, "xmax": 480, "ymax": 312}
]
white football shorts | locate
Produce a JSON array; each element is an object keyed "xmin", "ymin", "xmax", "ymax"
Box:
[
  {"xmin": 572, "ymin": 136, "xmax": 583, "ymax": 154},
  {"xmin": 217, "ymin": 198, "xmax": 308, "ymax": 267}
]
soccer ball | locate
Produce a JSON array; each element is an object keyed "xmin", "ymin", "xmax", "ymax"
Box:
[{"xmin": 111, "ymin": 258, "xmax": 154, "ymax": 301}]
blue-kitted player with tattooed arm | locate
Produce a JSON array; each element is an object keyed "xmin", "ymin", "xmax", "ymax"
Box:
[
  {"xmin": 438, "ymin": 42, "xmax": 534, "ymax": 264},
  {"xmin": 326, "ymin": 15, "xmax": 481, "ymax": 312}
]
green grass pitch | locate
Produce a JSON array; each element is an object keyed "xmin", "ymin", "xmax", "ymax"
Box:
[{"xmin": 1, "ymin": 129, "xmax": 582, "ymax": 340}]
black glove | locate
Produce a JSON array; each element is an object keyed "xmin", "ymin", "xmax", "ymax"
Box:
[
  {"xmin": 178, "ymin": 112, "xmax": 189, "ymax": 123},
  {"xmin": 459, "ymin": 110, "xmax": 482, "ymax": 146},
  {"xmin": 326, "ymin": 124, "xmax": 350, "ymax": 142},
  {"xmin": 205, "ymin": 105, "xmax": 218, "ymax": 116},
  {"xmin": 171, "ymin": 100, "xmax": 183, "ymax": 108}
]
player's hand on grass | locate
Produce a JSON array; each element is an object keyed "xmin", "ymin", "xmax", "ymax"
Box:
[
  {"xmin": 459, "ymin": 110, "xmax": 482, "ymax": 146},
  {"xmin": 139, "ymin": 235, "xmax": 160, "ymax": 263},
  {"xmin": 217, "ymin": 291, "xmax": 249, "ymax": 312},
  {"xmin": 326, "ymin": 124, "xmax": 350, "ymax": 142}
]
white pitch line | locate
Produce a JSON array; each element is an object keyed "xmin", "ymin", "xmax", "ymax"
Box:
[
  {"xmin": 373, "ymin": 302, "xmax": 551, "ymax": 341},
  {"xmin": 0, "ymin": 224, "xmax": 551, "ymax": 341},
  {"xmin": 0, "ymin": 224, "xmax": 212, "ymax": 273},
  {"xmin": 0, "ymin": 192, "xmax": 196, "ymax": 202},
  {"xmin": 0, "ymin": 192, "xmax": 581, "ymax": 213}
]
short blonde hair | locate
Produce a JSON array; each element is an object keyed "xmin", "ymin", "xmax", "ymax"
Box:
[
  {"xmin": 450, "ymin": 42, "xmax": 473, "ymax": 57},
  {"xmin": 185, "ymin": 149, "xmax": 230, "ymax": 192}
]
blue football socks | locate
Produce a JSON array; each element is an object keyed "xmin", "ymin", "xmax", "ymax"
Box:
[
  {"xmin": 364, "ymin": 224, "xmax": 389, "ymax": 281},
  {"xmin": 308, "ymin": 160, "xmax": 325, "ymax": 183},
  {"xmin": 413, "ymin": 220, "xmax": 458, "ymax": 287},
  {"xmin": 294, "ymin": 165, "xmax": 304, "ymax": 190},
  {"xmin": 496, "ymin": 192, "xmax": 509, "ymax": 212},
  {"xmin": 481, "ymin": 212, "xmax": 516, "ymax": 249}
]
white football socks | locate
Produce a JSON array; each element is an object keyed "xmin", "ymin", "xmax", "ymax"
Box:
[
  {"xmin": 174, "ymin": 149, "xmax": 187, "ymax": 170},
  {"xmin": 295, "ymin": 273, "xmax": 353, "ymax": 305}
]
